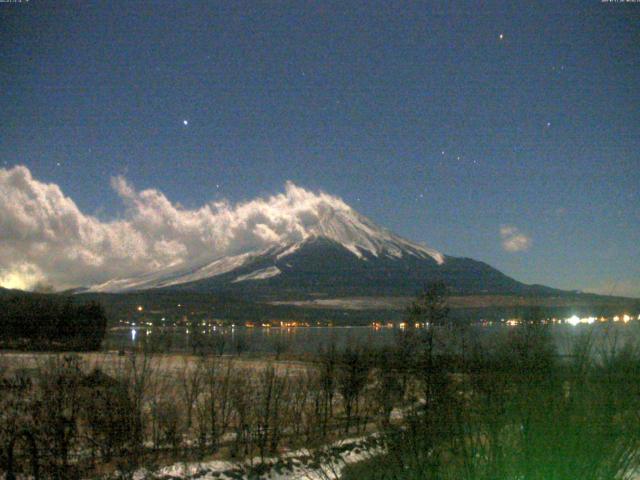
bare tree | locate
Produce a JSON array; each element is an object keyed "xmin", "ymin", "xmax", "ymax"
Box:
[
  {"xmin": 317, "ymin": 343, "xmax": 338, "ymax": 438},
  {"xmin": 79, "ymin": 368, "xmax": 135, "ymax": 462},
  {"xmin": 229, "ymin": 373, "xmax": 253, "ymax": 459},
  {"xmin": 337, "ymin": 346, "xmax": 370, "ymax": 434},
  {"xmin": 34, "ymin": 355, "xmax": 84, "ymax": 478},
  {"xmin": 179, "ymin": 357, "xmax": 204, "ymax": 431},
  {"xmin": 253, "ymin": 365, "xmax": 290, "ymax": 460},
  {"xmin": 193, "ymin": 356, "xmax": 233, "ymax": 452},
  {"xmin": 371, "ymin": 348, "xmax": 403, "ymax": 428},
  {"xmin": 114, "ymin": 348, "xmax": 156, "ymax": 454}
]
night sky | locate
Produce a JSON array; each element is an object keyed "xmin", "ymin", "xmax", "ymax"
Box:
[{"xmin": 1, "ymin": 1, "xmax": 639, "ymax": 295}]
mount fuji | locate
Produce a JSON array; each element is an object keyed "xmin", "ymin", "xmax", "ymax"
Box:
[{"xmin": 87, "ymin": 205, "xmax": 556, "ymax": 299}]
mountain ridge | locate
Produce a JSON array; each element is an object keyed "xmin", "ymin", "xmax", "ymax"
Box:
[
  {"xmin": 87, "ymin": 236, "xmax": 559, "ymax": 300},
  {"xmin": 87, "ymin": 203, "xmax": 448, "ymax": 294},
  {"xmin": 80, "ymin": 200, "xmax": 589, "ymax": 300}
]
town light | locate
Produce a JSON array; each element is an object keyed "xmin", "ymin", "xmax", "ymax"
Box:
[{"xmin": 567, "ymin": 315, "xmax": 580, "ymax": 326}]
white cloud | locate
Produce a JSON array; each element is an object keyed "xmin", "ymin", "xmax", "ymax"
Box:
[
  {"xmin": 0, "ymin": 262, "xmax": 45, "ymax": 291},
  {"xmin": 0, "ymin": 165, "xmax": 354, "ymax": 290},
  {"xmin": 500, "ymin": 225, "xmax": 532, "ymax": 253}
]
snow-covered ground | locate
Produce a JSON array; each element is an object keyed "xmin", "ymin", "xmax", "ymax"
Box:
[{"xmin": 129, "ymin": 435, "xmax": 383, "ymax": 480}]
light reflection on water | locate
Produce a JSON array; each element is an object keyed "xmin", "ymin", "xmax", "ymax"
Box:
[{"xmin": 105, "ymin": 322, "xmax": 640, "ymax": 356}]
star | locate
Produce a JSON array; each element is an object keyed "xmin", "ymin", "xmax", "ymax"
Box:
[
  {"xmin": 499, "ymin": 33, "xmax": 504, "ymax": 40},
  {"xmin": 56, "ymin": 162, "xmax": 61, "ymax": 167},
  {"xmin": 546, "ymin": 122, "xmax": 551, "ymax": 128},
  {"xmin": 183, "ymin": 119, "xmax": 189, "ymax": 126}
]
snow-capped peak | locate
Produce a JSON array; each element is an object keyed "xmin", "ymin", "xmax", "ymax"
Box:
[
  {"xmin": 86, "ymin": 200, "xmax": 443, "ymax": 293},
  {"xmin": 300, "ymin": 206, "xmax": 444, "ymax": 264}
]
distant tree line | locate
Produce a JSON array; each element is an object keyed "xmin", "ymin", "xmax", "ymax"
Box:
[{"xmin": 0, "ymin": 294, "xmax": 107, "ymax": 351}]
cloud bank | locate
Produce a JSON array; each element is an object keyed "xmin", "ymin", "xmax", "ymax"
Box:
[
  {"xmin": 500, "ymin": 225, "xmax": 532, "ymax": 253},
  {"xmin": 0, "ymin": 166, "xmax": 353, "ymax": 290}
]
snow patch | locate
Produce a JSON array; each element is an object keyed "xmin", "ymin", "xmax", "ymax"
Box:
[
  {"xmin": 276, "ymin": 242, "xmax": 302, "ymax": 260},
  {"xmin": 88, "ymin": 251, "xmax": 263, "ymax": 292},
  {"xmin": 129, "ymin": 435, "xmax": 383, "ymax": 480},
  {"xmin": 233, "ymin": 266, "xmax": 281, "ymax": 283}
]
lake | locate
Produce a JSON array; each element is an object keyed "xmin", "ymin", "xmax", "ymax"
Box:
[{"xmin": 104, "ymin": 320, "xmax": 640, "ymax": 357}]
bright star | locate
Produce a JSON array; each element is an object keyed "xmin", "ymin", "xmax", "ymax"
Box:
[
  {"xmin": 499, "ymin": 33, "xmax": 504, "ymax": 40},
  {"xmin": 183, "ymin": 119, "xmax": 189, "ymax": 126}
]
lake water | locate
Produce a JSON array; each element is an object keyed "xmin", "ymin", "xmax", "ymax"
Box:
[{"xmin": 105, "ymin": 321, "xmax": 640, "ymax": 357}]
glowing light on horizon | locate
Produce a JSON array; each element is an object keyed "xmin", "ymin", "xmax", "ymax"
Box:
[
  {"xmin": 567, "ymin": 315, "xmax": 580, "ymax": 326},
  {"xmin": 0, "ymin": 274, "xmax": 31, "ymax": 290},
  {"xmin": 0, "ymin": 263, "xmax": 45, "ymax": 291},
  {"xmin": 566, "ymin": 315, "xmax": 596, "ymax": 326}
]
